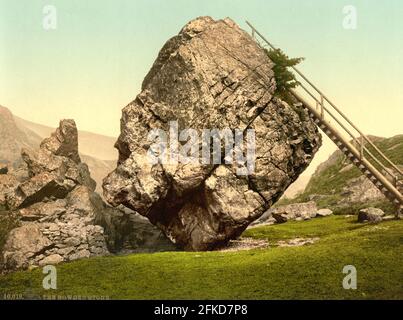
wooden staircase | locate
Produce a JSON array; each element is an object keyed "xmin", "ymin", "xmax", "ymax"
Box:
[{"xmin": 246, "ymin": 21, "xmax": 403, "ymax": 215}]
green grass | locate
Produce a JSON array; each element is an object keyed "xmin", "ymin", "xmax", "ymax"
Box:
[{"xmin": 1, "ymin": 216, "xmax": 402, "ymax": 300}]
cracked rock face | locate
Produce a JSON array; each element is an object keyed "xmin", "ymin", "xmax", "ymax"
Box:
[
  {"xmin": 103, "ymin": 17, "xmax": 321, "ymax": 251},
  {"xmin": 1, "ymin": 120, "xmax": 174, "ymax": 271},
  {"xmin": 0, "ymin": 120, "xmax": 109, "ymax": 271}
]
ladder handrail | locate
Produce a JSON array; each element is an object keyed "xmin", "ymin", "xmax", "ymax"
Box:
[
  {"xmin": 297, "ymin": 83, "xmax": 397, "ymax": 180},
  {"xmin": 293, "ymin": 89, "xmax": 403, "ymax": 207},
  {"xmin": 245, "ymin": 21, "xmax": 403, "ymax": 180}
]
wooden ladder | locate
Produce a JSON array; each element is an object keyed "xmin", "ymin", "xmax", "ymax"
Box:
[{"xmin": 246, "ymin": 21, "xmax": 403, "ymax": 215}]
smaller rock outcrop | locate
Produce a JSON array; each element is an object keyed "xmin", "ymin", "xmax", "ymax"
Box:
[
  {"xmin": 317, "ymin": 208, "xmax": 333, "ymax": 217},
  {"xmin": 1, "ymin": 119, "xmax": 175, "ymax": 272},
  {"xmin": 0, "ymin": 120, "xmax": 109, "ymax": 271}
]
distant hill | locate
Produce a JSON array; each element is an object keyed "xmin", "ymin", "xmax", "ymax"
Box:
[
  {"xmin": 14, "ymin": 116, "xmax": 117, "ymax": 161},
  {"xmin": 0, "ymin": 105, "xmax": 117, "ymax": 194},
  {"xmin": 0, "ymin": 106, "xmax": 42, "ymax": 165},
  {"xmin": 282, "ymin": 135, "xmax": 403, "ymax": 214}
]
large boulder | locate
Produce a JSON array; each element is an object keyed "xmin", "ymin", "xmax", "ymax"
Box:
[{"xmin": 103, "ymin": 17, "xmax": 321, "ymax": 250}]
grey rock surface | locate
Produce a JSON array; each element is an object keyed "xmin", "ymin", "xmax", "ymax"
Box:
[
  {"xmin": 316, "ymin": 208, "xmax": 333, "ymax": 217},
  {"xmin": 0, "ymin": 120, "xmax": 110, "ymax": 271},
  {"xmin": 341, "ymin": 175, "xmax": 384, "ymax": 204},
  {"xmin": 103, "ymin": 17, "xmax": 321, "ymax": 250},
  {"xmin": 271, "ymin": 201, "xmax": 318, "ymax": 223},
  {"xmin": 358, "ymin": 207, "xmax": 385, "ymax": 223}
]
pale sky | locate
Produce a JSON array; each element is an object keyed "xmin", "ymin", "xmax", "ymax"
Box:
[{"xmin": 1, "ymin": 0, "xmax": 402, "ymax": 177}]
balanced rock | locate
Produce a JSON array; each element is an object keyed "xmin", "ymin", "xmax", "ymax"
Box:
[{"xmin": 103, "ymin": 17, "xmax": 321, "ymax": 250}]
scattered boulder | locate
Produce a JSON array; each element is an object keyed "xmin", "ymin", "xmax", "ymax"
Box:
[
  {"xmin": 251, "ymin": 202, "xmax": 333, "ymax": 226},
  {"xmin": 357, "ymin": 207, "xmax": 385, "ymax": 223},
  {"xmin": 317, "ymin": 208, "xmax": 333, "ymax": 217},
  {"xmin": 38, "ymin": 254, "xmax": 63, "ymax": 267},
  {"xmin": 251, "ymin": 210, "xmax": 277, "ymax": 226},
  {"xmin": 103, "ymin": 17, "xmax": 321, "ymax": 251},
  {"xmin": 271, "ymin": 201, "xmax": 318, "ymax": 223}
]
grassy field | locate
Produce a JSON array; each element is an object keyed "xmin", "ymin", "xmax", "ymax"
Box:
[{"xmin": 0, "ymin": 216, "xmax": 402, "ymax": 300}]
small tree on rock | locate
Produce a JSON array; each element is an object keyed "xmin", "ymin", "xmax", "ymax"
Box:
[{"xmin": 265, "ymin": 48, "xmax": 304, "ymax": 104}]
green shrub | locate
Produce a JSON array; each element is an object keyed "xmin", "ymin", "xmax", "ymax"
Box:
[{"xmin": 265, "ymin": 48, "xmax": 304, "ymax": 104}]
